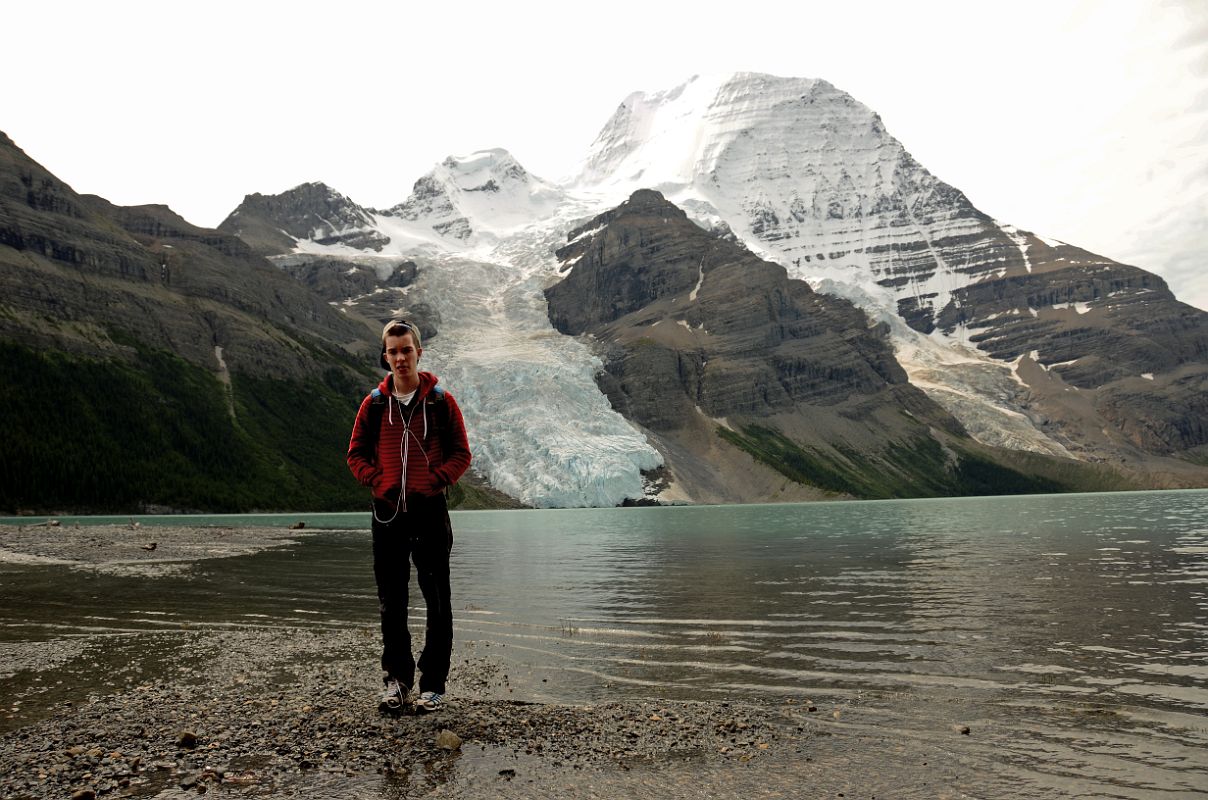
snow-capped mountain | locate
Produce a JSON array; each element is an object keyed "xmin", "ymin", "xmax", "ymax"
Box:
[
  {"xmin": 221, "ymin": 150, "xmax": 566, "ymax": 258},
  {"xmin": 576, "ymin": 72, "xmax": 1001, "ymax": 330},
  {"xmin": 572, "ymin": 73, "xmax": 1208, "ymax": 465},
  {"xmin": 229, "ymin": 73, "xmax": 1208, "ymax": 505},
  {"xmin": 382, "ymin": 148, "xmax": 566, "ymax": 245}
]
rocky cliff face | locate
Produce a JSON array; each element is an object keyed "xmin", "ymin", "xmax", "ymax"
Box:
[
  {"xmin": 276, "ymin": 255, "xmax": 417, "ymax": 302},
  {"xmin": 0, "ymin": 132, "xmax": 373, "ymax": 379},
  {"xmin": 218, "ymin": 182, "xmax": 389, "ymax": 256},
  {"xmin": 272, "ymin": 254, "xmax": 442, "ymax": 343},
  {"xmin": 923, "ymin": 236, "xmax": 1208, "ymax": 458},
  {"xmin": 0, "ymin": 131, "xmax": 402, "ymax": 514},
  {"xmin": 388, "ymin": 172, "xmax": 474, "ymax": 242},
  {"xmin": 549, "ymin": 190, "xmax": 923, "ymax": 416},
  {"xmin": 941, "ymin": 245, "xmax": 1208, "ymax": 385},
  {"xmin": 544, "ymin": 190, "xmax": 1081, "ymax": 502}
]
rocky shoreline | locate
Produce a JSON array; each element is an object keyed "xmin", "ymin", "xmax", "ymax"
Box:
[
  {"xmin": 0, "ymin": 625, "xmax": 947, "ymax": 800},
  {"xmin": 0, "ymin": 524, "xmax": 977, "ymax": 798}
]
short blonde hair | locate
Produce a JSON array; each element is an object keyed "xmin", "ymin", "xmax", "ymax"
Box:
[{"xmin": 381, "ymin": 319, "xmax": 421, "ymax": 349}]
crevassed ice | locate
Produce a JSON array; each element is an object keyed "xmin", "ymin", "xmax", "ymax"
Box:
[
  {"xmin": 415, "ymin": 237, "xmax": 662, "ymax": 508},
  {"xmin": 290, "ymin": 160, "xmax": 662, "ymax": 507}
]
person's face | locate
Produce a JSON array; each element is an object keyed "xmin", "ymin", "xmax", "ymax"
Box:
[{"xmin": 384, "ymin": 331, "xmax": 422, "ymax": 388}]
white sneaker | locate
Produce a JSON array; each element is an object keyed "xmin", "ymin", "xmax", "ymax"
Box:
[
  {"xmin": 416, "ymin": 691, "xmax": 444, "ymax": 713},
  {"xmin": 379, "ymin": 678, "xmax": 409, "ymax": 713}
]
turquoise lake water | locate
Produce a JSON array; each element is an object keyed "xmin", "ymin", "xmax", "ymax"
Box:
[{"xmin": 2, "ymin": 489, "xmax": 1207, "ymax": 796}]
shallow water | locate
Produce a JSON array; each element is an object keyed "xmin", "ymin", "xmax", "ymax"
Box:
[{"xmin": 2, "ymin": 490, "xmax": 1207, "ymax": 797}]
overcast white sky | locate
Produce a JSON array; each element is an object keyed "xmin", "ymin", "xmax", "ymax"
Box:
[{"xmin": 5, "ymin": 0, "xmax": 1207, "ymax": 309}]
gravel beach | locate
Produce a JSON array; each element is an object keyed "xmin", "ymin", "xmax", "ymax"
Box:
[
  {"xmin": 0, "ymin": 626, "xmax": 976, "ymax": 799},
  {"xmin": 0, "ymin": 525, "xmax": 982, "ymax": 798}
]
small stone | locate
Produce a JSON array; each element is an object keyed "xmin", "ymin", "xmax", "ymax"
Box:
[
  {"xmin": 177, "ymin": 731, "xmax": 198, "ymax": 749},
  {"xmin": 71, "ymin": 790, "xmax": 96, "ymax": 800},
  {"xmin": 435, "ymin": 730, "xmax": 462, "ymax": 751},
  {"xmin": 498, "ymin": 768, "xmax": 516, "ymax": 778},
  {"xmin": 952, "ymin": 724, "xmax": 971, "ymax": 735}
]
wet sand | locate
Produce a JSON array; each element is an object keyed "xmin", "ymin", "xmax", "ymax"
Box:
[{"xmin": 0, "ymin": 522, "xmax": 306, "ymax": 578}]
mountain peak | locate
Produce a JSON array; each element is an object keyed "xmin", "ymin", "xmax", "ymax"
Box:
[
  {"xmin": 437, "ymin": 148, "xmax": 529, "ymax": 188},
  {"xmin": 237, "ymin": 181, "xmax": 338, "ymax": 204},
  {"xmin": 217, "ymin": 181, "xmax": 387, "ymax": 256},
  {"xmin": 574, "ymin": 72, "xmax": 996, "ymax": 334},
  {"xmin": 386, "ymin": 149, "xmax": 563, "ymax": 243},
  {"xmin": 576, "ymin": 72, "xmax": 849, "ymax": 191}
]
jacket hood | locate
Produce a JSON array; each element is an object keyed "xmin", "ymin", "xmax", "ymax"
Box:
[{"xmin": 378, "ymin": 370, "xmax": 439, "ymax": 400}]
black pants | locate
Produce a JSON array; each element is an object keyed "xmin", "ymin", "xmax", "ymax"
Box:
[{"xmin": 371, "ymin": 495, "xmax": 453, "ymax": 694}]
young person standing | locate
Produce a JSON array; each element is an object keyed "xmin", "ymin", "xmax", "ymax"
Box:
[{"xmin": 347, "ymin": 319, "xmax": 472, "ymax": 713}]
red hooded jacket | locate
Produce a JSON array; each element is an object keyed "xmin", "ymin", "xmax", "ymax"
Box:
[{"xmin": 347, "ymin": 371, "xmax": 471, "ymax": 506}]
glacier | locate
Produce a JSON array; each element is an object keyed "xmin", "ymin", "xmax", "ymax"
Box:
[
  {"xmin": 414, "ymin": 238, "xmax": 664, "ymax": 508},
  {"xmin": 287, "ymin": 149, "xmax": 662, "ymax": 507}
]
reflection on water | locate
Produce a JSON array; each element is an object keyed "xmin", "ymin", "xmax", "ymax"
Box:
[{"xmin": 2, "ymin": 490, "xmax": 1207, "ymax": 796}]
